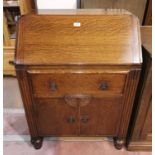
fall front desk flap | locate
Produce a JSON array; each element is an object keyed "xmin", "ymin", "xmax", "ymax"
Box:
[{"xmin": 15, "ymin": 9, "xmax": 142, "ymax": 66}]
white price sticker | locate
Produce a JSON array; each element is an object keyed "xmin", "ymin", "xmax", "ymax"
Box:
[{"xmin": 73, "ymin": 22, "xmax": 81, "ymax": 27}]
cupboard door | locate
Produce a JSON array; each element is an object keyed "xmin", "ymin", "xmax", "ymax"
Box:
[
  {"xmin": 80, "ymin": 97, "xmax": 123, "ymax": 136},
  {"xmin": 35, "ymin": 99, "xmax": 79, "ymax": 136}
]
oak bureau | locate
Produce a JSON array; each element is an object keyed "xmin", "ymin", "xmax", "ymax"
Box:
[{"xmin": 14, "ymin": 9, "xmax": 142, "ymax": 149}]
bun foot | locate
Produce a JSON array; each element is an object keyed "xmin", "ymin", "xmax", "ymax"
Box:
[
  {"xmin": 113, "ymin": 137, "xmax": 125, "ymax": 150},
  {"xmin": 31, "ymin": 137, "xmax": 43, "ymax": 149}
]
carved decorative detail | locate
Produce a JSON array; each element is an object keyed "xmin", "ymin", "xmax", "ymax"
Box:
[{"xmin": 64, "ymin": 94, "xmax": 92, "ymax": 107}]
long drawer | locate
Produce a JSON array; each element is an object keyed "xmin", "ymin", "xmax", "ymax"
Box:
[{"xmin": 28, "ymin": 71, "xmax": 127, "ymax": 98}]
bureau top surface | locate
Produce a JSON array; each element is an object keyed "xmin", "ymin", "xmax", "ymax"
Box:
[{"xmin": 15, "ymin": 9, "xmax": 142, "ymax": 66}]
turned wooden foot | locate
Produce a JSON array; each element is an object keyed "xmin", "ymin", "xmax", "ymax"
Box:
[
  {"xmin": 31, "ymin": 137, "xmax": 43, "ymax": 149},
  {"xmin": 113, "ymin": 137, "xmax": 125, "ymax": 150}
]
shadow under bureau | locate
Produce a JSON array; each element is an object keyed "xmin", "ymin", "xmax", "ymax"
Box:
[{"xmin": 14, "ymin": 9, "xmax": 142, "ymax": 149}]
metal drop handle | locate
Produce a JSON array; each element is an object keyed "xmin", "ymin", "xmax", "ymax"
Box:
[
  {"xmin": 81, "ymin": 115, "xmax": 89, "ymax": 124},
  {"xmin": 67, "ymin": 116, "xmax": 75, "ymax": 124},
  {"xmin": 99, "ymin": 81, "xmax": 108, "ymax": 90},
  {"xmin": 49, "ymin": 81, "xmax": 57, "ymax": 91}
]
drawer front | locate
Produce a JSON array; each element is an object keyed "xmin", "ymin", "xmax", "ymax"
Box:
[
  {"xmin": 28, "ymin": 72, "xmax": 127, "ymax": 98},
  {"xmin": 35, "ymin": 97, "xmax": 122, "ymax": 136}
]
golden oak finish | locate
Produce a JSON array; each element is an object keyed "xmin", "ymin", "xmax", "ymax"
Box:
[
  {"xmin": 36, "ymin": 97, "xmax": 122, "ymax": 136},
  {"xmin": 15, "ymin": 10, "xmax": 142, "ymax": 150},
  {"xmin": 28, "ymin": 72, "xmax": 126, "ymax": 98},
  {"xmin": 141, "ymin": 26, "xmax": 152, "ymax": 54},
  {"xmin": 80, "ymin": 97, "xmax": 122, "ymax": 135},
  {"xmin": 36, "ymin": 98, "xmax": 79, "ymax": 136},
  {"xmin": 15, "ymin": 10, "xmax": 142, "ymax": 65}
]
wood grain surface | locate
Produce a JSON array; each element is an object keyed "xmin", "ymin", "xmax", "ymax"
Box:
[
  {"xmin": 28, "ymin": 71, "xmax": 127, "ymax": 98},
  {"xmin": 15, "ymin": 10, "xmax": 142, "ymax": 149},
  {"xmin": 141, "ymin": 26, "xmax": 152, "ymax": 55},
  {"xmin": 15, "ymin": 10, "xmax": 142, "ymax": 66},
  {"xmin": 36, "ymin": 97, "xmax": 123, "ymax": 136},
  {"xmin": 81, "ymin": 0, "xmax": 147, "ymax": 24}
]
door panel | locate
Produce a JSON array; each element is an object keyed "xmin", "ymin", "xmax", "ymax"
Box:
[
  {"xmin": 80, "ymin": 97, "xmax": 123, "ymax": 136},
  {"xmin": 35, "ymin": 97, "xmax": 123, "ymax": 136},
  {"xmin": 35, "ymin": 99, "xmax": 79, "ymax": 136}
]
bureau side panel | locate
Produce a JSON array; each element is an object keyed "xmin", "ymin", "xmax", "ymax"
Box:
[
  {"xmin": 118, "ymin": 70, "xmax": 141, "ymax": 138},
  {"xmin": 16, "ymin": 69, "xmax": 39, "ymax": 137}
]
